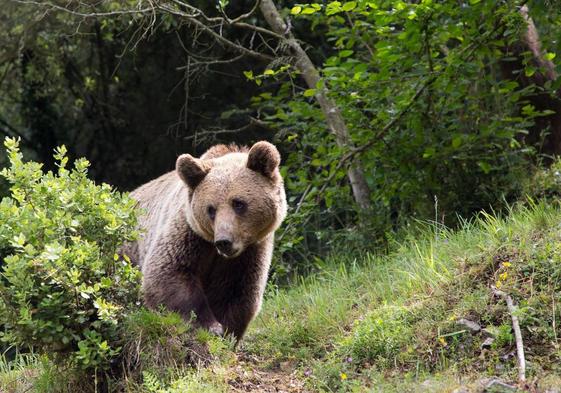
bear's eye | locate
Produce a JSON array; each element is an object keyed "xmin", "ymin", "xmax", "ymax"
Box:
[
  {"xmin": 207, "ymin": 206, "xmax": 216, "ymax": 220},
  {"xmin": 231, "ymin": 198, "xmax": 247, "ymax": 215}
]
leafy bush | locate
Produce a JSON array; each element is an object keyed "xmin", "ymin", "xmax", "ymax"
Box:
[
  {"xmin": 339, "ymin": 305, "xmax": 412, "ymax": 368},
  {"xmin": 0, "ymin": 137, "xmax": 140, "ymax": 370},
  {"xmin": 524, "ymin": 157, "xmax": 561, "ymax": 201}
]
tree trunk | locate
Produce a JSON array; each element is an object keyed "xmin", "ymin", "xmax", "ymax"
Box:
[
  {"xmin": 259, "ymin": 0, "xmax": 372, "ymax": 210},
  {"xmin": 500, "ymin": 5, "xmax": 561, "ymax": 158}
]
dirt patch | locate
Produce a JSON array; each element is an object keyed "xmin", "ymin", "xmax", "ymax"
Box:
[{"xmin": 228, "ymin": 354, "xmax": 309, "ymax": 393}]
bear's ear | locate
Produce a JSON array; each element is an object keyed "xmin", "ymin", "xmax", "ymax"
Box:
[
  {"xmin": 176, "ymin": 154, "xmax": 211, "ymax": 189},
  {"xmin": 247, "ymin": 141, "xmax": 281, "ymax": 178}
]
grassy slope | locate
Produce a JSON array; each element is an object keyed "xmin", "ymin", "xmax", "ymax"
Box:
[
  {"xmin": 245, "ymin": 202, "xmax": 561, "ymax": 391},
  {"xmin": 3, "ymin": 202, "xmax": 561, "ymax": 392}
]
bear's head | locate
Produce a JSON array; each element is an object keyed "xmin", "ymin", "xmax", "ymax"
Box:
[{"xmin": 176, "ymin": 141, "xmax": 287, "ymax": 258}]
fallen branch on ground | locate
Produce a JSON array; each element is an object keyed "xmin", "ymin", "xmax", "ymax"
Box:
[{"xmin": 491, "ymin": 286, "xmax": 526, "ymax": 384}]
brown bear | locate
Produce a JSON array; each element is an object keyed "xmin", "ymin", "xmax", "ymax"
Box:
[{"xmin": 125, "ymin": 141, "xmax": 287, "ymax": 340}]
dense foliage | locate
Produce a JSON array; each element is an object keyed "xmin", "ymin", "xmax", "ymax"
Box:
[
  {"xmin": 0, "ymin": 1, "xmax": 560, "ymax": 274},
  {"xmin": 0, "ymin": 138, "xmax": 140, "ymax": 370},
  {"xmin": 265, "ymin": 1, "xmax": 560, "ymax": 269}
]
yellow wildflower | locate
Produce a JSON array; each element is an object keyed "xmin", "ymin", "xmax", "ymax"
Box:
[
  {"xmin": 502, "ymin": 262, "xmax": 511, "ymax": 267},
  {"xmin": 438, "ymin": 336, "xmax": 447, "ymax": 346},
  {"xmin": 340, "ymin": 373, "xmax": 348, "ymax": 381}
]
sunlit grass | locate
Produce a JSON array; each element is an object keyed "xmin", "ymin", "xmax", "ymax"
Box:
[{"xmin": 245, "ymin": 201, "xmax": 561, "ymax": 390}]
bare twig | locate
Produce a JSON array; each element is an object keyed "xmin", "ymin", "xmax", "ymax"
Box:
[
  {"xmin": 10, "ymin": 0, "xmax": 154, "ymax": 17},
  {"xmin": 11, "ymin": 0, "xmax": 276, "ymax": 62},
  {"xmin": 492, "ymin": 286, "xmax": 526, "ymax": 384},
  {"xmin": 181, "ymin": 117, "xmax": 273, "ymax": 142},
  {"xmin": 175, "ymin": 54, "xmax": 244, "ymax": 69},
  {"xmin": 218, "ymin": 0, "xmax": 261, "ymax": 24},
  {"xmin": 156, "ymin": 3, "xmax": 274, "ymax": 61},
  {"xmin": 277, "ymin": 183, "xmax": 312, "ymax": 242}
]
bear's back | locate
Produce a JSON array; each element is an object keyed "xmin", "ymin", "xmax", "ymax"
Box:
[{"xmin": 129, "ymin": 171, "xmax": 187, "ymax": 267}]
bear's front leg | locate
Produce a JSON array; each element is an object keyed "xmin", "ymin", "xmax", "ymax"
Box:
[
  {"xmin": 220, "ymin": 298, "xmax": 258, "ymax": 341},
  {"xmin": 206, "ymin": 243, "xmax": 272, "ymax": 342},
  {"xmin": 142, "ymin": 267, "xmax": 224, "ymax": 335}
]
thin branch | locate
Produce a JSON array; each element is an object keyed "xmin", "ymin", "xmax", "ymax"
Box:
[
  {"xmin": 175, "ymin": 54, "xmax": 244, "ymax": 69},
  {"xmin": 156, "ymin": 3, "xmax": 274, "ymax": 61},
  {"xmin": 182, "ymin": 117, "xmax": 273, "ymax": 142},
  {"xmin": 230, "ymin": 0, "xmax": 260, "ymax": 24},
  {"xmin": 0, "ymin": 117, "xmax": 33, "ymax": 146},
  {"xmin": 219, "ymin": 20, "xmax": 286, "ymax": 41},
  {"xmin": 10, "ymin": 0, "xmax": 154, "ymax": 17},
  {"xmin": 11, "ymin": 0, "xmax": 276, "ymax": 62},
  {"xmin": 277, "ymin": 183, "xmax": 312, "ymax": 242},
  {"xmin": 492, "ymin": 286, "xmax": 526, "ymax": 384}
]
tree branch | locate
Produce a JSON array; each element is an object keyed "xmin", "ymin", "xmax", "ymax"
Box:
[
  {"xmin": 220, "ymin": 0, "xmax": 261, "ymax": 24},
  {"xmin": 155, "ymin": 3, "xmax": 275, "ymax": 61},
  {"xmin": 259, "ymin": 0, "xmax": 372, "ymax": 210},
  {"xmin": 10, "ymin": 0, "xmax": 276, "ymax": 62},
  {"xmin": 492, "ymin": 286, "xmax": 526, "ymax": 385},
  {"xmin": 0, "ymin": 117, "xmax": 33, "ymax": 146},
  {"xmin": 10, "ymin": 0, "xmax": 154, "ymax": 18}
]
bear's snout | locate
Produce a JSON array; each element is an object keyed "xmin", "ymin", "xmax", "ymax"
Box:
[{"xmin": 215, "ymin": 238, "xmax": 235, "ymax": 257}]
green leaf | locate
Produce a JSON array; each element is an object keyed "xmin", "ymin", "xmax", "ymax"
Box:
[
  {"xmin": 478, "ymin": 161, "xmax": 492, "ymax": 174},
  {"xmin": 291, "ymin": 6, "xmax": 302, "ymax": 15},
  {"xmin": 342, "ymin": 1, "xmax": 357, "ymax": 11},
  {"xmin": 525, "ymin": 66, "xmax": 536, "ymax": 77},
  {"xmin": 423, "ymin": 147, "xmax": 435, "ymax": 158},
  {"xmin": 301, "ymin": 7, "xmax": 317, "ymax": 14},
  {"xmin": 243, "ymin": 70, "xmax": 254, "ymax": 80},
  {"xmin": 303, "ymin": 89, "xmax": 316, "ymax": 97},
  {"xmin": 326, "ymin": 1, "xmax": 342, "ymax": 15},
  {"xmin": 339, "ymin": 50, "xmax": 354, "ymax": 58},
  {"xmin": 452, "ymin": 136, "xmax": 462, "ymax": 148},
  {"xmin": 545, "ymin": 52, "xmax": 556, "ymax": 61}
]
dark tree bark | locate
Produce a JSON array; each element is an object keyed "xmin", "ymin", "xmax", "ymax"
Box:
[{"xmin": 500, "ymin": 5, "xmax": 561, "ymax": 158}]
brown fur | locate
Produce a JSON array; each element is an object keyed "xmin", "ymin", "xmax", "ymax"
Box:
[
  {"xmin": 126, "ymin": 142, "xmax": 287, "ymax": 340},
  {"xmin": 201, "ymin": 143, "xmax": 249, "ymax": 159}
]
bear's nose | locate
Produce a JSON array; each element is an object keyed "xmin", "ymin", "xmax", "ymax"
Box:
[{"xmin": 215, "ymin": 239, "xmax": 233, "ymax": 256}]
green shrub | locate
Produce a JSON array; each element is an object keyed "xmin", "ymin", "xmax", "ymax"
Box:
[
  {"xmin": 524, "ymin": 157, "xmax": 561, "ymax": 201},
  {"xmin": 0, "ymin": 137, "xmax": 140, "ymax": 371},
  {"xmin": 339, "ymin": 305, "xmax": 412, "ymax": 368}
]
